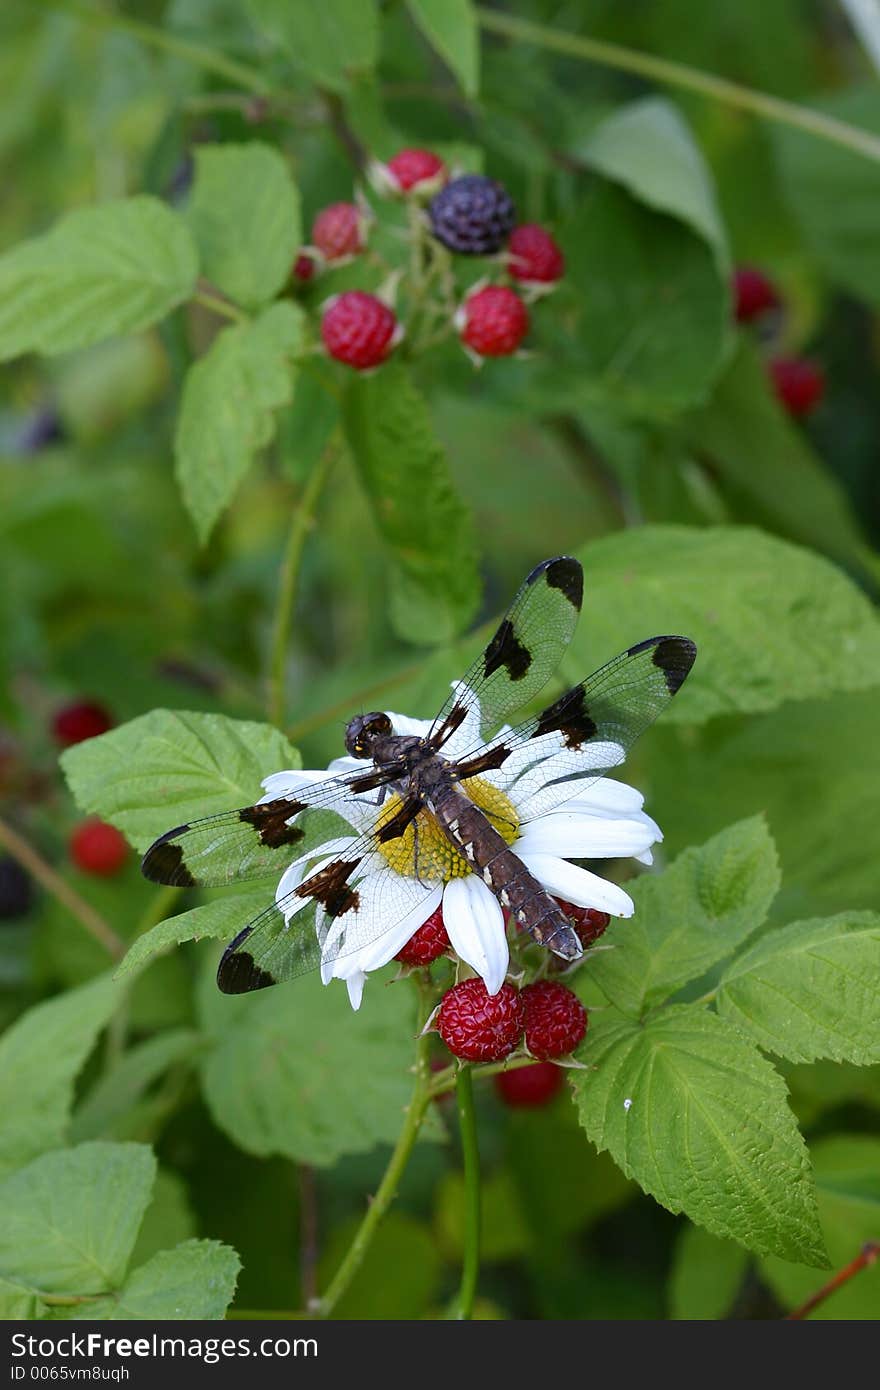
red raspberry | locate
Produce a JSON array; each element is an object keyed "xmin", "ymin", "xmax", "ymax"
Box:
[
  {"xmin": 321, "ymin": 291, "xmax": 398, "ymax": 370},
  {"xmin": 395, "ymin": 903, "xmax": 451, "ymax": 965},
  {"xmin": 522, "ymin": 981, "xmax": 587, "ymax": 1061},
  {"xmin": 311, "ymin": 202, "xmax": 364, "ymax": 262},
  {"xmin": 768, "ymin": 356, "xmax": 825, "ymax": 417},
  {"xmin": 733, "ymin": 265, "xmax": 780, "ymax": 323},
  {"xmin": 293, "ymin": 253, "xmax": 315, "ymax": 282},
  {"xmin": 385, "ymin": 148, "xmax": 447, "ymax": 193},
  {"xmin": 460, "ymin": 285, "xmax": 529, "ymax": 358},
  {"xmin": 70, "ymin": 819, "xmax": 128, "ymax": 877},
  {"xmin": 494, "ymin": 1061, "xmax": 563, "ymax": 1108},
  {"xmin": 51, "ymin": 700, "xmax": 114, "ymax": 747},
  {"xmin": 437, "ymin": 978, "xmax": 524, "ymax": 1062},
  {"xmin": 508, "ymin": 224, "xmax": 565, "ymax": 285},
  {"xmin": 555, "ymin": 898, "xmax": 610, "ymax": 949}
]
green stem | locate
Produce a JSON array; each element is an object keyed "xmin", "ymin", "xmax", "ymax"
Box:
[
  {"xmin": 44, "ymin": 1, "xmax": 271, "ymax": 94},
  {"xmin": 192, "ymin": 289, "xmax": 249, "ymax": 325},
  {"xmin": 317, "ymin": 979, "xmax": 434, "ymax": 1317},
  {"xmin": 428, "ymin": 1053, "xmax": 540, "ymax": 1100},
  {"xmin": 267, "ymin": 439, "xmax": 339, "ymax": 728},
  {"xmin": 451, "ymin": 1065, "xmax": 481, "ymax": 1320},
  {"xmin": 476, "ymin": 7, "xmax": 880, "ymax": 165}
]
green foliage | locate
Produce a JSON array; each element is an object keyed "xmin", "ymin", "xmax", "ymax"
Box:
[
  {"xmin": 197, "ymin": 963, "xmax": 430, "ymax": 1166},
  {"xmin": 669, "ymin": 1224, "xmax": 748, "ymax": 1319},
  {"xmin": 573, "ymin": 1008, "xmax": 827, "ymax": 1266},
  {"xmin": 175, "ymin": 302, "xmax": 306, "ymax": 540},
  {"xmin": 406, "ymin": 0, "xmax": 480, "ymax": 97},
  {"xmin": 569, "ymin": 527, "xmax": 880, "ymax": 721},
  {"xmin": 115, "ymin": 894, "xmax": 273, "ymax": 979},
  {"xmin": 0, "ymin": 198, "xmax": 197, "ymax": 359},
  {"xmin": 587, "ymin": 816, "xmax": 780, "ymax": 1014},
  {"xmin": 343, "ymin": 364, "xmax": 481, "ymax": 644},
  {"xmin": 0, "ymin": 975, "xmax": 121, "ymax": 1178},
  {"xmin": 61, "ymin": 711, "xmax": 300, "ymax": 852},
  {"xmin": 246, "ymin": 0, "xmax": 378, "ymax": 90},
  {"xmin": 717, "ymin": 912, "xmax": 880, "ymax": 1063},
  {"xmin": 186, "ymin": 143, "xmax": 302, "ymax": 310},
  {"xmin": 58, "ymin": 1241, "xmax": 240, "ymax": 1322}
]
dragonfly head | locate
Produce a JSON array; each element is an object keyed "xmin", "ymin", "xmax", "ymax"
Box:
[{"xmin": 345, "ymin": 711, "xmax": 393, "ymax": 759}]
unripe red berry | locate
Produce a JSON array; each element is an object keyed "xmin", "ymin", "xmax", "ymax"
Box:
[
  {"xmin": 768, "ymin": 356, "xmax": 825, "ymax": 417},
  {"xmin": 459, "ymin": 285, "xmax": 529, "ymax": 358},
  {"xmin": 554, "ymin": 897, "xmax": 610, "ymax": 949},
  {"xmin": 508, "ymin": 224, "xmax": 565, "ymax": 285},
  {"xmin": 395, "ymin": 903, "xmax": 451, "ymax": 965},
  {"xmin": 51, "ymin": 700, "xmax": 113, "ymax": 748},
  {"xmin": 437, "ymin": 978, "xmax": 524, "ymax": 1062},
  {"xmin": 311, "ymin": 202, "xmax": 364, "ymax": 262},
  {"xmin": 733, "ymin": 265, "xmax": 780, "ymax": 323},
  {"xmin": 293, "ymin": 253, "xmax": 316, "ymax": 282},
  {"xmin": 385, "ymin": 148, "xmax": 447, "ymax": 194},
  {"xmin": 69, "ymin": 819, "xmax": 128, "ymax": 877},
  {"xmin": 494, "ymin": 1061, "xmax": 564, "ymax": 1108},
  {"xmin": 522, "ymin": 980, "xmax": 587, "ymax": 1061},
  {"xmin": 321, "ymin": 291, "xmax": 399, "ymax": 370}
]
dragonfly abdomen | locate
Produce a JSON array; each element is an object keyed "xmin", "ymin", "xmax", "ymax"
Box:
[{"xmin": 428, "ymin": 782, "xmax": 582, "ymax": 961}]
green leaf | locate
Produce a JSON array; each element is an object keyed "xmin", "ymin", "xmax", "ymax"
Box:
[
  {"xmin": 198, "ymin": 964, "xmax": 427, "ymax": 1166},
  {"xmin": 0, "ymin": 974, "xmax": 121, "ymax": 1178},
  {"xmin": 175, "ymin": 300, "xmax": 305, "ymax": 541},
  {"xmin": 575, "ymin": 97, "xmax": 729, "ymax": 270},
  {"xmin": 587, "ymin": 817, "xmax": 780, "ymax": 1016},
  {"xmin": 0, "ymin": 1143, "xmax": 155, "ymax": 1295},
  {"xmin": 406, "ymin": 0, "xmax": 479, "ymax": 97},
  {"xmin": 717, "ymin": 912, "xmax": 880, "ymax": 1064},
  {"xmin": 772, "ymin": 85, "xmax": 880, "ymax": 304},
  {"xmin": 573, "ymin": 1007, "xmax": 828, "ymax": 1266},
  {"xmin": 130, "ymin": 1170, "xmax": 197, "ymax": 1269},
  {"xmin": 343, "ymin": 363, "xmax": 480, "ymax": 645},
  {"xmin": 61, "ymin": 709, "xmax": 300, "ymax": 853},
  {"xmin": 186, "ymin": 143, "xmax": 301, "ymax": 309},
  {"xmin": 761, "ymin": 1135, "xmax": 880, "ymax": 1319},
  {"xmin": 567, "ymin": 526, "xmax": 880, "ymax": 723},
  {"xmin": 649, "ymin": 690, "xmax": 880, "ymax": 922},
  {"xmin": 72, "ymin": 1030, "xmax": 203, "ymax": 1141},
  {"xmin": 685, "ymin": 341, "xmax": 878, "ymax": 583},
  {"xmin": 115, "ymin": 893, "xmax": 272, "ymax": 980},
  {"xmin": 61, "ymin": 1240, "xmax": 240, "ymax": 1321},
  {"xmin": 0, "ymin": 197, "xmax": 197, "ymax": 360},
  {"xmin": 563, "ymin": 181, "xmax": 728, "ymax": 418},
  {"xmin": 245, "ymin": 0, "xmax": 378, "ymax": 90},
  {"xmin": 669, "ymin": 1224, "xmax": 748, "ymax": 1319},
  {"xmin": 0, "ymin": 1276, "xmax": 40, "ymax": 1320}
]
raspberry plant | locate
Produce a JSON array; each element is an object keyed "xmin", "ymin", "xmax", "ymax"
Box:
[{"xmin": 1, "ymin": 0, "xmax": 880, "ymax": 1326}]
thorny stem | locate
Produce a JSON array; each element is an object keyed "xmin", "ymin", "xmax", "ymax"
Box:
[
  {"xmin": 0, "ymin": 817, "xmax": 126, "ymax": 960},
  {"xmin": 785, "ymin": 1242, "xmax": 880, "ymax": 1320},
  {"xmin": 267, "ymin": 437, "xmax": 340, "ymax": 729},
  {"xmin": 316, "ymin": 976, "xmax": 435, "ymax": 1317},
  {"xmin": 451, "ymin": 1064, "xmax": 481, "ymax": 1320},
  {"xmin": 476, "ymin": 7, "xmax": 880, "ymax": 165}
]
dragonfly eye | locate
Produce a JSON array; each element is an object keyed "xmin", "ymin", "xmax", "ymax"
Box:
[{"xmin": 345, "ymin": 712, "xmax": 391, "ymax": 758}]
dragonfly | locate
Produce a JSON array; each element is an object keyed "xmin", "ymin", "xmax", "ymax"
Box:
[{"xmin": 141, "ymin": 557, "xmax": 696, "ymax": 993}]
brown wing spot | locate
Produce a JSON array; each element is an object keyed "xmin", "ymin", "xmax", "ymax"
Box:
[
  {"xmin": 141, "ymin": 831, "xmax": 197, "ymax": 888},
  {"xmin": 651, "ymin": 636, "xmax": 697, "ymax": 694},
  {"xmin": 483, "ymin": 619, "xmax": 531, "ymax": 682},
  {"xmin": 533, "ymin": 686, "xmax": 598, "ymax": 750},
  {"xmin": 217, "ymin": 947, "xmax": 277, "ymax": 994},
  {"xmin": 432, "ymin": 702, "xmax": 468, "ymax": 747},
  {"xmin": 543, "ymin": 556, "xmax": 583, "ymax": 611},
  {"xmin": 239, "ymin": 799, "xmax": 306, "ymax": 849},
  {"xmin": 376, "ymin": 796, "xmax": 420, "ymax": 843},
  {"xmin": 299, "ymin": 858, "xmax": 361, "ymax": 919},
  {"xmin": 456, "ymin": 745, "xmax": 512, "ymax": 779}
]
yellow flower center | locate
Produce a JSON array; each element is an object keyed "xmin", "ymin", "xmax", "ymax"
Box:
[{"xmin": 376, "ymin": 776, "xmax": 519, "ymax": 882}]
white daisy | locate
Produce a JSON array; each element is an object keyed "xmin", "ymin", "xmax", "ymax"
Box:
[{"xmin": 259, "ymin": 686, "xmax": 662, "ymax": 1010}]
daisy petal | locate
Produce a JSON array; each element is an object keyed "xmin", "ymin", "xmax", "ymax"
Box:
[
  {"xmin": 514, "ymin": 811, "xmax": 658, "ymax": 859},
  {"xmin": 508, "ymin": 741, "xmax": 627, "ymax": 819},
  {"xmin": 442, "ymin": 876, "xmax": 509, "ymax": 995},
  {"xmin": 260, "ymin": 768, "xmax": 330, "ymax": 799},
  {"xmin": 518, "ymin": 852, "xmax": 635, "ymax": 918},
  {"xmin": 354, "ymin": 882, "xmax": 443, "ymax": 973},
  {"xmin": 385, "ymin": 711, "xmax": 434, "ymax": 739},
  {"xmin": 561, "ymin": 777, "xmax": 646, "ymax": 816},
  {"xmin": 345, "ymin": 971, "xmax": 367, "ymax": 1011}
]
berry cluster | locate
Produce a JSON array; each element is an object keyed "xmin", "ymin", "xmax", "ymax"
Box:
[
  {"xmin": 732, "ymin": 265, "xmax": 825, "ymax": 418},
  {"xmin": 435, "ymin": 975, "xmax": 587, "ymax": 1069},
  {"xmin": 294, "ymin": 151, "xmax": 564, "ymax": 371}
]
